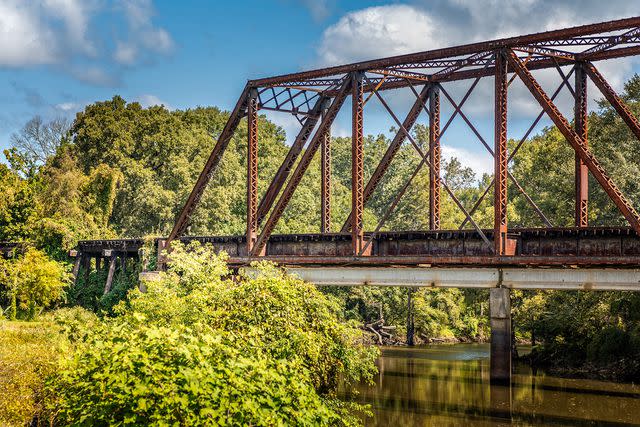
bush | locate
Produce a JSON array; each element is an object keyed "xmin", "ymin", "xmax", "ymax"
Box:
[
  {"xmin": 52, "ymin": 324, "xmax": 338, "ymax": 426},
  {"xmin": 0, "ymin": 248, "xmax": 70, "ymax": 320},
  {"xmin": 587, "ymin": 326, "xmax": 630, "ymax": 363},
  {"xmin": 49, "ymin": 242, "xmax": 378, "ymax": 425}
]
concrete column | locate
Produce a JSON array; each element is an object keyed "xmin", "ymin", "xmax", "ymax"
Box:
[
  {"xmin": 406, "ymin": 288, "xmax": 415, "ymax": 346},
  {"xmin": 490, "ymin": 287, "xmax": 511, "ymax": 384}
]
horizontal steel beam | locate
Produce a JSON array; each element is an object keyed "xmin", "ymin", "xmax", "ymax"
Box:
[
  {"xmin": 274, "ymin": 267, "xmax": 640, "ymax": 291},
  {"xmin": 249, "ymin": 17, "xmax": 640, "ymax": 87}
]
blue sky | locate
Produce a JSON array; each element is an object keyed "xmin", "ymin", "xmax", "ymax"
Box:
[{"xmin": 1, "ymin": 0, "xmax": 639, "ymax": 176}]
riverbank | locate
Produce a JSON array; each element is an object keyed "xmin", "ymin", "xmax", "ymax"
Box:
[{"xmin": 523, "ymin": 348, "xmax": 640, "ymax": 382}]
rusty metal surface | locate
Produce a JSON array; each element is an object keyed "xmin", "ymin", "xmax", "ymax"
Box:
[
  {"xmin": 351, "ymin": 72, "xmax": 365, "ymax": 254},
  {"xmin": 248, "ymin": 18, "xmax": 640, "ymax": 87},
  {"xmin": 494, "ymin": 50, "xmax": 508, "ymax": 255},
  {"xmin": 246, "ymin": 90, "xmax": 259, "ymax": 253},
  {"xmin": 77, "ymin": 227, "xmax": 640, "ymax": 268},
  {"xmin": 251, "ymin": 78, "xmax": 352, "ymax": 256},
  {"xmin": 320, "ymin": 105, "xmax": 331, "ymax": 233},
  {"xmin": 574, "ymin": 63, "xmax": 589, "ymax": 227},
  {"xmin": 429, "ymin": 86, "xmax": 441, "ymax": 230},
  {"xmin": 256, "ymin": 96, "xmax": 328, "ymax": 225},
  {"xmin": 508, "ymin": 50, "xmax": 640, "ymax": 235},
  {"xmin": 153, "ymin": 18, "xmax": 640, "ymax": 268}
]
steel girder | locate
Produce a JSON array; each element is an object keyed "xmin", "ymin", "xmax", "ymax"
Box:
[
  {"xmin": 574, "ymin": 63, "xmax": 589, "ymax": 227},
  {"xmin": 320, "ymin": 107, "xmax": 331, "ymax": 233},
  {"xmin": 256, "ymin": 96, "xmax": 329, "ymax": 226},
  {"xmin": 428, "ymin": 86, "xmax": 441, "ymax": 231},
  {"xmin": 250, "ymin": 17, "xmax": 640, "ymax": 88},
  {"xmin": 251, "ymin": 77, "xmax": 352, "ymax": 256},
  {"xmin": 351, "ymin": 72, "xmax": 365, "ymax": 254},
  {"xmin": 246, "ymin": 90, "xmax": 259, "ymax": 254},
  {"xmin": 507, "ymin": 50, "xmax": 640, "ymax": 235},
  {"xmin": 166, "ymin": 18, "xmax": 640, "ymax": 260},
  {"xmin": 494, "ymin": 51, "xmax": 508, "ymax": 255}
]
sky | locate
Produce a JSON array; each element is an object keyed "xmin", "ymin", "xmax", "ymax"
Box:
[{"xmin": 0, "ymin": 0, "xmax": 639, "ymax": 177}]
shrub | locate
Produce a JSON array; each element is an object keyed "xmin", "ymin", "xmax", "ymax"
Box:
[
  {"xmin": 0, "ymin": 248, "xmax": 70, "ymax": 320},
  {"xmin": 49, "ymin": 242, "xmax": 377, "ymax": 425},
  {"xmin": 52, "ymin": 324, "xmax": 338, "ymax": 426}
]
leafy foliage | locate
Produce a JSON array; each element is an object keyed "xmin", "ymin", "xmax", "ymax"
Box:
[
  {"xmin": 50, "ymin": 243, "xmax": 377, "ymax": 425},
  {"xmin": 0, "ymin": 248, "xmax": 70, "ymax": 320}
]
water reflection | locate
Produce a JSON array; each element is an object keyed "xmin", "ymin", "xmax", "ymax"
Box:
[{"xmin": 342, "ymin": 344, "xmax": 640, "ymax": 426}]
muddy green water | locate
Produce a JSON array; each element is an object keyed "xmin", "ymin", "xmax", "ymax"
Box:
[{"xmin": 343, "ymin": 344, "xmax": 640, "ymax": 426}]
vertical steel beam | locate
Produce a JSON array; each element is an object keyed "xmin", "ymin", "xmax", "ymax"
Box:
[
  {"xmin": 341, "ymin": 84, "xmax": 431, "ymax": 232},
  {"xmin": 494, "ymin": 50, "xmax": 509, "ymax": 255},
  {"xmin": 167, "ymin": 85, "xmax": 250, "ymax": 246},
  {"xmin": 256, "ymin": 96, "xmax": 328, "ymax": 225},
  {"xmin": 574, "ymin": 63, "xmax": 589, "ymax": 227},
  {"xmin": 507, "ymin": 50, "xmax": 640, "ymax": 235},
  {"xmin": 321, "ymin": 107, "xmax": 332, "ymax": 233},
  {"xmin": 246, "ymin": 89, "xmax": 259, "ymax": 254},
  {"xmin": 428, "ymin": 86, "xmax": 441, "ymax": 230},
  {"xmin": 351, "ymin": 72, "xmax": 365, "ymax": 255},
  {"xmin": 251, "ymin": 77, "xmax": 352, "ymax": 256}
]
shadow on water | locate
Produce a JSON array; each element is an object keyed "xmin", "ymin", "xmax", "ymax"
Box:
[{"xmin": 341, "ymin": 344, "xmax": 640, "ymax": 426}]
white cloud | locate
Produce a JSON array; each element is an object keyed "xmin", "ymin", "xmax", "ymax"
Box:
[
  {"xmin": 114, "ymin": 0, "xmax": 174, "ymax": 65},
  {"xmin": 55, "ymin": 102, "xmax": 79, "ymax": 112},
  {"xmin": 301, "ymin": 0, "xmax": 331, "ymax": 21},
  {"xmin": 114, "ymin": 42, "xmax": 138, "ymax": 65},
  {"xmin": 0, "ymin": 1, "xmax": 57, "ymax": 66},
  {"xmin": 318, "ymin": 1, "xmax": 639, "ymax": 95},
  {"xmin": 441, "ymin": 145, "xmax": 493, "ymax": 177},
  {"xmin": 316, "ymin": 1, "xmax": 640, "ymax": 125},
  {"xmin": 135, "ymin": 94, "xmax": 170, "ymax": 109},
  {"xmin": 70, "ymin": 66, "xmax": 118, "ymax": 87},
  {"xmin": 318, "ymin": 5, "xmax": 441, "ymax": 66},
  {"xmin": 0, "ymin": 0, "xmax": 174, "ymax": 84}
]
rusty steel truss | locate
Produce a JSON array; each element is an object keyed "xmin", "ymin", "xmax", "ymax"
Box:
[{"xmin": 166, "ymin": 17, "xmax": 640, "ymax": 265}]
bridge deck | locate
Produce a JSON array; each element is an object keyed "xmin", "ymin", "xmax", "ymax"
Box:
[{"xmin": 77, "ymin": 227, "xmax": 640, "ymax": 267}]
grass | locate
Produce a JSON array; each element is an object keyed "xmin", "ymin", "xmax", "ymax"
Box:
[{"xmin": 0, "ymin": 320, "xmax": 67, "ymax": 426}]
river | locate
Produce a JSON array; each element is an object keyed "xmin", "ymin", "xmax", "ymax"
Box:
[{"xmin": 343, "ymin": 344, "xmax": 640, "ymax": 426}]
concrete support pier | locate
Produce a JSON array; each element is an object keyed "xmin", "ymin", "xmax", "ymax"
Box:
[{"xmin": 490, "ymin": 287, "xmax": 512, "ymax": 385}]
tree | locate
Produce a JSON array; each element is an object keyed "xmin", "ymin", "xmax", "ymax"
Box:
[{"xmin": 9, "ymin": 116, "xmax": 70, "ymax": 174}]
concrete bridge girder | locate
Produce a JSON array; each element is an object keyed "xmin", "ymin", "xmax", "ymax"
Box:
[{"xmin": 279, "ymin": 266, "xmax": 640, "ymax": 291}]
